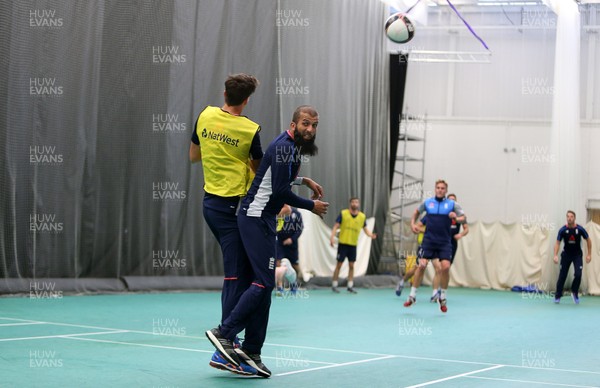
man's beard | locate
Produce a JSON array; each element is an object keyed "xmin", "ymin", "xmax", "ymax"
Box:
[{"xmin": 293, "ymin": 131, "xmax": 318, "ymax": 156}]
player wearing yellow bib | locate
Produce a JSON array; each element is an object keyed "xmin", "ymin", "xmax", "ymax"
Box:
[
  {"xmin": 395, "ymin": 216, "xmax": 426, "ymax": 296},
  {"xmin": 330, "ymin": 198, "xmax": 377, "ymax": 293},
  {"xmin": 189, "ymin": 74, "xmax": 262, "ymax": 376}
]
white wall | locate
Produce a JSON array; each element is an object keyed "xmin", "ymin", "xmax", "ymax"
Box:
[
  {"xmin": 420, "ymin": 120, "xmax": 545, "ymax": 222},
  {"xmin": 583, "ymin": 124, "xmax": 600, "ymax": 202}
]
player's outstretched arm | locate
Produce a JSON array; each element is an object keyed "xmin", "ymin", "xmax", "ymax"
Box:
[
  {"xmin": 553, "ymin": 240, "xmax": 560, "ymax": 264},
  {"xmin": 363, "ymin": 227, "xmax": 377, "ymax": 240},
  {"xmin": 301, "ymin": 177, "xmax": 324, "ymax": 200},
  {"xmin": 455, "ymin": 214, "xmax": 466, "ymax": 223},
  {"xmin": 451, "ymin": 202, "xmax": 466, "ymax": 223},
  {"xmin": 455, "ymin": 223, "xmax": 469, "ymax": 240},
  {"xmin": 312, "ymin": 200, "xmax": 329, "ymax": 217},
  {"xmin": 330, "ymin": 222, "xmax": 340, "ymax": 247},
  {"xmin": 410, "ymin": 209, "xmax": 421, "ymax": 234},
  {"xmin": 586, "ymin": 237, "xmax": 592, "ymax": 263},
  {"xmin": 189, "ymin": 142, "xmax": 201, "ymax": 163}
]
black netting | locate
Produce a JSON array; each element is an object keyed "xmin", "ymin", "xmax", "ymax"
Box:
[{"xmin": 0, "ymin": 0, "xmax": 390, "ymax": 284}]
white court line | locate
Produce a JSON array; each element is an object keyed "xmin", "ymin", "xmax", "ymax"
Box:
[
  {"xmin": 275, "ymin": 355, "xmax": 396, "ymax": 377},
  {"xmin": 404, "ymin": 365, "xmax": 505, "ymax": 388},
  {"xmin": 264, "ymin": 342, "xmax": 390, "ymax": 357},
  {"xmin": 393, "ymin": 354, "xmax": 600, "ymax": 376},
  {"xmin": 466, "ymin": 376, "xmax": 600, "ymax": 388},
  {"xmin": 0, "ymin": 317, "xmax": 42, "ymax": 323},
  {"xmin": 0, "ymin": 322, "xmax": 46, "ymax": 327},
  {"xmin": 0, "ymin": 317, "xmax": 206, "ymax": 340},
  {"xmin": 63, "ymin": 336, "xmax": 336, "ymax": 366},
  {"xmin": 64, "ymin": 336, "xmax": 216, "ymax": 354},
  {"xmin": 0, "ymin": 316, "xmax": 384, "ymax": 355},
  {"xmin": 2, "ymin": 316, "xmax": 600, "ymax": 377},
  {"xmin": 0, "ymin": 330, "xmax": 129, "ymax": 342},
  {"xmin": 511, "ymin": 365, "xmax": 600, "ymax": 376}
]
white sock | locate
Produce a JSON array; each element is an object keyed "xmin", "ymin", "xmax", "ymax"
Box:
[
  {"xmin": 399, "ymin": 278, "xmax": 404, "ymax": 287},
  {"xmin": 441, "ymin": 289, "xmax": 447, "ymax": 299},
  {"xmin": 432, "ymin": 289, "xmax": 438, "ymax": 297},
  {"xmin": 410, "ymin": 287, "xmax": 417, "ymax": 298},
  {"xmin": 332, "ymin": 280, "xmax": 338, "ymax": 288},
  {"xmin": 348, "ymin": 281, "xmax": 354, "ymax": 289}
]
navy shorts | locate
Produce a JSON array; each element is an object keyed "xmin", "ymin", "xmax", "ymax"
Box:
[
  {"xmin": 276, "ymin": 241, "xmax": 299, "ymax": 264},
  {"xmin": 337, "ymin": 243, "xmax": 357, "ymax": 262},
  {"xmin": 418, "ymin": 243, "xmax": 452, "ymax": 261}
]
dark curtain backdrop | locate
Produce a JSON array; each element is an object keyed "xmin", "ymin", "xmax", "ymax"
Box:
[{"xmin": 0, "ymin": 0, "xmax": 389, "ymax": 279}]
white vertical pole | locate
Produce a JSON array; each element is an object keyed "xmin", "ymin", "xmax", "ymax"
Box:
[
  {"xmin": 549, "ymin": 1, "xmax": 582, "ymax": 229},
  {"xmin": 585, "ymin": 8, "xmax": 596, "ymax": 122},
  {"xmin": 543, "ymin": 0, "xmax": 582, "ymax": 292},
  {"xmin": 445, "ymin": 31, "xmax": 457, "ymax": 117}
]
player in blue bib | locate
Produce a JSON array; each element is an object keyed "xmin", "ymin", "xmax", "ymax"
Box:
[
  {"xmin": 553, "ymin": 210, "xmax": 592, "ymax": 304},
  {"xmin": 429, "ymin": 193, "xmax": 469, "ymax": 302},
  {"xmin": 403, "ymin": 180, "xmax": 465, "ymax": 313}
]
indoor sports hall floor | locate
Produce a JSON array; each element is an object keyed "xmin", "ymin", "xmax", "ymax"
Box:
[{"xmin": 1, "ymin": 288, "xmax": 599, "ymax": 387}]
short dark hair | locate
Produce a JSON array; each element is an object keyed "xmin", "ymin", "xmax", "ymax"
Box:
[
  {"xmin": 567, "ymin": 210, "xmax": 576, "ymax": 218},
  {"xmin": 447, "ymin": 193, "xmax": 457, "ymax": 200},
  {"xmin": 349, "ymin": 197, "xmax": 360, "ymax": 202},
  {"xmin": 435, "ymin": 179, "xmax": 448, "ymax": 188},
  {"xmin": 224, "ymin": 74, "xmax": 259, "ymax": 106},
  {"xmin": 292, "ymin": 105, "xmax": 318, "ymax": 124}
]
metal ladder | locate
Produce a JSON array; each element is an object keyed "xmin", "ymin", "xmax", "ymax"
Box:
[{"xmin": 380, "ymin": 113, "xmax": 427, "ymax": 275}]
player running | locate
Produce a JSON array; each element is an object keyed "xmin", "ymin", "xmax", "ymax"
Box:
[{"xmin": 403, "ymin": 180, "xmax": 465, "ymax": 313}]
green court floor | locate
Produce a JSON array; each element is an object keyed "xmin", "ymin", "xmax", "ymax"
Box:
[{"xmin": 1, "ymin": 288, "xmax": 599, "ymax": 387}]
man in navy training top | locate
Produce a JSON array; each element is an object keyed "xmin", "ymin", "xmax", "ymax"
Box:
[
  {"xmin": 404, "ymin": 180, "xmax": 465, "ymax": 313},
  {"xmin": 428, "ymin": 193, "xmax": 469, "ymax": 302},
  {"xmin": 553, "ymin": 210, "xmax": 592, "ymax": 304},
  {"xmin": 206, "ymin": 105, "xmax": 329, "ymax": 378}
]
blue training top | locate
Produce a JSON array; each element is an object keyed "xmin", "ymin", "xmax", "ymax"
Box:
[
  {"xmin": 418, "ymin": 197, "xmax": 464, "ymax": 247},
  {"xmin": 242, "ymin": 131, "xmax": 314, "ymax": 218},
  {"xmin": 556, "ymin": 224, "xmax": 589, "ymax": 257}
]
